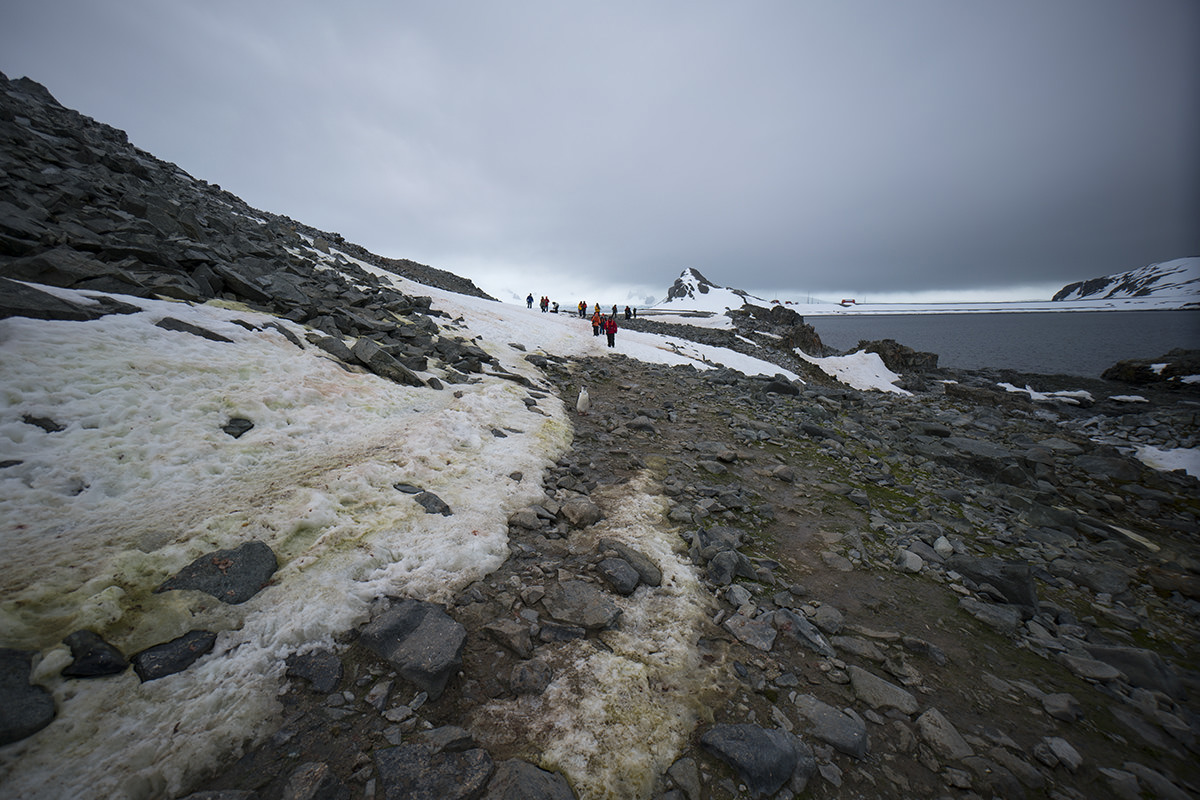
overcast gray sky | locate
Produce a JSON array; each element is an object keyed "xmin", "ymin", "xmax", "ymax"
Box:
[{"xmin": 3, "ymin": 1, "xmax": 1198, "ymax": 304}]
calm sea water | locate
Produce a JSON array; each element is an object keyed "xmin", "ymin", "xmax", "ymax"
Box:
[{"xmin": 807, "ymin": 310, "xmax": 1200, "ymax": 378}]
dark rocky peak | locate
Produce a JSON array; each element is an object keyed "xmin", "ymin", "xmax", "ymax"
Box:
[
  {"xmin": 1053, "ymin": 257, "xmax": 1199, "ymax": 301},
  {"xmin": 0, "ymin": 71, "xmax": 494, "ymax": 321},
  {"xmin": 666, "ymin": 267, "xmax": 717, "ymax": 300}
]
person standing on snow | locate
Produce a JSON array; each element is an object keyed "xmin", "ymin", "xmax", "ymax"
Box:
[
  {"xmin": 526, "ymin": 293, "xmax": 534, "ymax": 309},
  {"xmin": 605, "ymin": 315, "xmax": 618, "ymax": 348},
  {"xmin": 592, "ymin": 311, "xmax": 602, "ymax": 337}
]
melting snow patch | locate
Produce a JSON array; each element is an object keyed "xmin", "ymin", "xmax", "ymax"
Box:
[
  {"xmin": 997, "ymin": 383, "xmax": 1093, "ymax": 405},
  {"xmin": 1110, "ymin": 395, "xmax": 1149, "ymax": 404},
  {"xmin": 1136, "ymin": 445, "xmax": 1200, "ymax": 478},
  {"xmin": 470, "ymin": 473, "xmax": 722, "ymax": 798},
  {"xmin": 0, "ymin": 291, "xmax": 570, "ymax": 798},
  {"xmin": 795, "ymin": 350, "xmax": 910, "ymax": 395}
]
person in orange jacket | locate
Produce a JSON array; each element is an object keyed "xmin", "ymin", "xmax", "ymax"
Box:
[{"xmin": 591, "ymin": 311, "xmax": 602, "ymax": 337}]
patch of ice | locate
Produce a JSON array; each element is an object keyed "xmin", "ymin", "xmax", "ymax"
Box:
[
  {"xmin": 1136, "ymin": 445, "xmax": 1200, "ymax": 478},
  {"xmin": 795, "ymin": 350, "xmax": 910, "ymax": 395}
]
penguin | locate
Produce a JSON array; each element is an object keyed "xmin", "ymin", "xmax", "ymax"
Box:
[{"xmin": 576, "ymin": 386, "xmax": 590, "ymax": 415}]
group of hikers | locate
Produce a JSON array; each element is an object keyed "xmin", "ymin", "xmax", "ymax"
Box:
[
  {"xmin": 527, "ymin": 295, "xmax": 560, "ymax": 314},
  {"xmin": 525, "ymin": 294, "xmax": 635, "ymax": 349}
]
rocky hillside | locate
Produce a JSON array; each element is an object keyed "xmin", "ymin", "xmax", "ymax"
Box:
[
  {"xmin": 1053, "ymin": 258, "xmax": 1200, "ymax": 302},
  {"xmin": 0, "ymin": 72, "xmax": 493, "ymax": 323}
]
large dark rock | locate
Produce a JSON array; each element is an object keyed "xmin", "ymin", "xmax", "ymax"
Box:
[
  {"xmin": 0, "ymin": 277, "xmax": 104, "ymax": 321},
  {"xmin": 0, "ymin": 649, "xmax": 56, "ymax": 745},
  {"xmin": 597, "ymin": 538, "xmax": 663, "ymax": 587},
  {"xmin": 699, "ymin": 723, "xmax": 798, "ymax": 798},
  {"xmin": 769, "ymin": 609, "xmax": 836, "ymax": 657},
  {"xmin": 131, "ymin": 630, "xmax": 218, "ymax": 682},
  {"xmin": 595, "ymin": 557, "xmax": 640, "ymax": 596},
  {"xmin": 156, "ymin": 540, "xmax": 278, "ymax": 604},
  {"xmin": 946, "ymin": 556, "xmax": 1039, "ymax": 616},
  {"xmin": 483, "ymin": 759, "xmax": 576, "ymax": 800},
  {"xmin": 1082, "ymin": 644, "xmax": 1183, "ymax": 698},
  {"xmin": 1102, "ymin": 349, "xmax": 1200, "ymax": 385},
  {"xmin": 61, "ymin": 630, "xmax": 128, "ymax": 678},
  {"xmin": 280, "ymin": 761, "xmax": 349, "ymax": 800},
  {"xmin": 374, "ymin": 743, "xmax": 494, "ymax": 800},
  {"xmin": 155, "ymin": 316, "xmax": 234, "ymax": 343},
  {"xmin": 856, "ymin": 338, "xmax": 939, "ymax": 372},
  {"xmin": 285, "ymin": 649, "xmax": 344, "ymax": 693},
  {"xmin": 1047, "ymin": 559, "xmax": 1133, "ymax": 596},
  {"xmin": 351, "ymin": 338, "xmax": 425, "ymax": 387},
  {"xmin": 0, "ymin": 246, "xmax": 115, "ymax": 287},
  {"xmin": 541, "ymin": 580, "xmax": 622, "ymax": 630},
  {"xmin": 359, "ymin": 600, "xmax": 466, "ymax": 700}
]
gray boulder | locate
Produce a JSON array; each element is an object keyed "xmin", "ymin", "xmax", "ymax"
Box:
[
  {"xmin": 285, "ymin": 649, "xmax": 343, "ymax": 693},
  {"xmin": 946, "ymin": 555, "xmax": 1038, "ymax": 616},
  {"xmin": 542, "ymin": 581, "xmax": 622, "ymax": 630},
  {"xmin": 560, "ymin": 497, "xmax": 603, "ymax": 528},
  {"xmin": 916, "ymin": 707, "xmax": 974, "ymax": 761},
  {"xmin": 374, "ymin": 743, "xmax": 494, "ymax": 800},
  {"xmin": 281, "ymin": 762, "xmax": 349, "ymax": 800},
  {"xmin": 597, "ymin": 538, "xmax": 662, "ymax": 586},
  {"xmin": 132, "ymin": 630, "xmax": 218, "ymax": 682},
  {"xmin": 61, "ymin": 630, "xmax": 127, "ymax": 678},
  {"xmin": 847, "ymin": 665, "xmax": 919, "ymax": 714},
  {"xmin": 1047, "ymin": 559, "xmax": 1133, "ymax": 595},
  {"xmin": 483, "ymin": 759, "xmax": 575, "ymax": 800},
  {"xmin": 0, "ymin": 649, "xmax": 55, "ymax": 745},
  {"xmin": 769, "ymin": 609, "xmax": 836, "ymax": 657},
  {"xmin": 699, "ymin": 723, "xmax": 798, "ymax": 799},
  {"xmin": 359, "ymin": 600, "xmax": 466, "ymax": 700},
  {"xmin": 596, "ymin": 557, "xmax": 640, "ymax": 596},
  {"xmin": 793, "ymin": 695, "xmax": 869, "ymax": 759},
  {"xmin": 156, "ymin": 540, "xmax": 278, "ymax": 604},
  {"xmin": 351, "ymin": 337, "xmax": 425, "ymax": 387},
  {"xmin": 1082, "ymin": 644, "xmax": 1183, "ymax": 698}
]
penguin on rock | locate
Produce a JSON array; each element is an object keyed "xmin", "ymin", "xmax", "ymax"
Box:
[{"xmin": 576, "ymin": 386, "xmax": 590, "ymax": 416}]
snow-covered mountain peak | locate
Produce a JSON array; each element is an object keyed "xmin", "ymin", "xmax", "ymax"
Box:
[
  {"xmin": 656, "ymin": 269, "xmax": 766, "ymax": 313},
  {"xmin": 1053, "ymin": 257, "xmax": 1200, "ymax": 301}
]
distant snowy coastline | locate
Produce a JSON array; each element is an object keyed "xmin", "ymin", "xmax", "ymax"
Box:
[{"xmin": 647, "ymin": 260, "xmax": 1200, "ymax": 318}]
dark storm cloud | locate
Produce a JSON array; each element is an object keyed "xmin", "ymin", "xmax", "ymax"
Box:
[{"xmin": 2, "ymin": 1, "xmax": 1197, "ymax": 299}]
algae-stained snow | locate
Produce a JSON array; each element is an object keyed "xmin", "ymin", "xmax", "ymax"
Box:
[{"xmin": 0, "ymin": 289, "xmax": 570, "ymax": 798}]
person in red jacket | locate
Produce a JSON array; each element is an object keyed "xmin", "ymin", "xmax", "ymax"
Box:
[{"xmin": 604, "ymin": 315, "xmax": 617, "ymax": 348}]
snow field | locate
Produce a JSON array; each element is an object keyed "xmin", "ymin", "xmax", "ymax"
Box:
[{"xmin": 0, "ymin": 291, "xmax": 571, "ymax": 798}]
